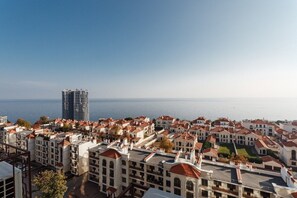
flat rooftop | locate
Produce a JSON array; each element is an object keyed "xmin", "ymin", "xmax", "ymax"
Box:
[
  {"xmin": 201, "ymin": 162, "xmax": 288, "ymax": 193},
  {"xmin": 201, "ymin": 163, "xmax": 238, "ymax": 184},
  {"xmin": 0, "ymin": 161, "xmax": 21, "ymax": 180},
  {"xmin": 241, "ymin": 170, "xmax": 287, "ymax": 193}
]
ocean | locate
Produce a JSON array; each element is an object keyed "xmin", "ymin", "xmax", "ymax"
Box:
[{"xmin": 0, "ymin": 98, "xmax": 296, "ymax": 124}]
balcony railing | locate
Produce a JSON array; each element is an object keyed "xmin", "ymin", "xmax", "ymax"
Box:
[{"xmin": 212, "ymin": 186, "xmax": 238, "ymax": 196}]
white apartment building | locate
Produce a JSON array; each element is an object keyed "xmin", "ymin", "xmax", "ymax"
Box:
[
  {"xmin": 15, "ymin": 130, "xmax": 36, "ymax": 161},
  {"xmin": 0, "ymin": 161, "xmax": 22, "ymax": 198},
  {"xmin": 35, "ymin": 132, "xmax": 82, "ymax": 172},
  {"xmin": 70, "ymin": 140, "xmax": 97, "ymax": 175},
  {"xmin": 89, "ymin": 144, "xmax": 297, "ymax": 198},
  {"xmin": 280, "ymin": 141, "xmax": 297, "ymax": 168},
  {"xmin": 279, "ymin": 121, "xmax": 297, "ymax": 133},
  {"xmin": 156, "ymin": 116, "xmax": 176, "ymax": 130},
  {"xmin": 242, "ymin": 119, "xmax": 276, "ymax": 136}
]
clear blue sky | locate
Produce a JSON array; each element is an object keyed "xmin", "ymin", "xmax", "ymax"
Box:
[{"xmin": 0, "ymin": 0, "xmax": 297, "ymax": 99}]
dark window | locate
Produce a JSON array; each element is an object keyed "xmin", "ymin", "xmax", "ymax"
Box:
[
  {"xmin": 174, "ymin": 188, "xmax": 181, "ymax": 195},
  {"xmin": 186, "ymin": 192, "xmax": 194, "ymax": 198},
  {"xmin": 186, "ymin": 180, "xmax": 194, "ymax": 191},
  {"xmin": 102, "ymin": 159, "xmax": 106, "ymax": 167},
  {"xmin": 214, "ymin": 180, "xmax": 221, "ymax": 187},
  {"xmin": 110, "ymin": 161, "xmax": 114, "ymax": 169},
  {"xmin": 292, "ymin": 150, "xmax": 296, "ymax": 160},
  {"xmin": 122, "ymin": 177, "xmax": 126, "ymax": 183},
  {"xmin": 122, "ymin": 160, "xmax": 126, "ymax": 165},
  {"xmin": 110, "ymin": 179, "xmax": 114, "ymax": 186},
  {"xmin": 202, "ymin": 190, "xmax": 208, "ymax": 197},
  {"xmin": 202, "ymin": 179, "xmax": 208, "ymax": 186},
  {"xmin": 122, "ymin": 168, "xmax": 126, "ymax": 174},
  {"xmin": 166, "ymin": 180, "xmax": 171, "ymax": 187},
  {"xmin": 174, "ymin": 178, "xmax": 181, "ymax": 187},
  {"xmin": 103, "ymin": 168, "xmax": 106, "ymax": 175}
]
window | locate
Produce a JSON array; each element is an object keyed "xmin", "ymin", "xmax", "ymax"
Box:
[
  {"xmin": 103, "ymin": 168, "xmax": 106, "ymax": 175},
  {"xmin": 174, "ymin": 178, "xmax": 181, "ymax": 187},
  {"xmin": 292, "ymin": 150, "xmax": 296, "ymax": 160},
  {"xmin": 186, "ymin": 192, "xmax": 194, "ymax": 198},
  {"xmin": 110, "ymin": 179, "xmax": 114, "ymax": 186},
  {"xmin": 201, "ymin": 179, "xmax": 208, "ymax": 186},
  {"xmin": 110, "ymin": 170, "xmax": 114, "ymax": 177},
  {"xmin": 214, "ymin": 180, "xmax": 221, "ymax": 187},
  {"xmin": 110, "ymin": 161, "xmax": 114, "ymax": 169},
  {"xmin": 102, "ymin": 176, "xmax": 106, "ymax": 184},
  {"xmin": 227, "ymin": 183, "xmax": 236, "ymax": 191},
  {"xmin": 102, "ymin": 159, "xmax": 106, "ymax": 167},
  {"xmin": 122, "ymin": 168, "xmax": 126, "ymax": 174},
  {"xmin": 166, "ymin": 180, "xmax": 171, "ymax": 187},
  {"xmin": 292, "ymin": 162, "xmax": 296, "ymax": 166},
  {"xmin": 202, "ymin": 190, "xmax": 208, "ymax": 197},
  {"xmin": 174, "ymin": 188, "xmax": 181, "ymax": 195},
  {"xmin": 122, "ymin": 177, "xmax": 126, "ymax": 183},
  {"xmin": 186, "ymin": 180, "xmax": 194, "ymax": 191},
  {"xmin": 122, "ymin": 160, "xmax": 126, "ymax": 166}
]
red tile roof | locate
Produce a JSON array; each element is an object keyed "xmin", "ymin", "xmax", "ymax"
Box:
[
  {"xmin": 100, "ymin": 149, "xmax": 121, "ymax": 159},
  {"xmin": 170, "ymin": 163, "xmax": 201, "ymax": 179}
]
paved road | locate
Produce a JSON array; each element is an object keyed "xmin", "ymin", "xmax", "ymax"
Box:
[{"xmin": 64, "ymin": 173, "xmax": 106, "ymax": 198}]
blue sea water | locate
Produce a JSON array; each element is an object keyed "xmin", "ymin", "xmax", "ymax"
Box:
[{"xmin": 0, "ymin": 98, "xmax": 296, "ymax": 123}]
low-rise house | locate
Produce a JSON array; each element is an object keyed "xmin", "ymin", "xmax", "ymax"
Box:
[
  {"xmin": 173, "ymin": 132, "xmax": 197, "ymax": 153},
  {"xmin": 255, "ymin": 136, "xmax": 279, "ymax": 155},
  {"xmin": 213, "ymin": 118, "xmax": 235, "ymax": 129},
  {"xmin": 156, "ymin": 116, "xmax": 176, "ymax": 130},
  {"xmin": 279, "ymin": 121, "xmax": 297, "ymax": 133},
  {"xmin": 242, "ymin": 119, "xmax": 276, "ymax": 136},
  {"xmin": 280, "ymin": 141, "xmax": 297, "ymax": 168}
]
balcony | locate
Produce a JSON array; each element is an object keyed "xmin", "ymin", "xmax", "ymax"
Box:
[
  {"xmin": 212, "ymin": 186, "xmax": 238, "ymax": 196},
  {"xmin": 129, "ymin": 174, "xmax": 143, "ymax": 180},
  {"xmin": 242, "ymin": 193, "xmax": 258, "ymax": 198},
  {"xmin": 129, "ymin": 165, "xmax": 143, "ymax": 171}
]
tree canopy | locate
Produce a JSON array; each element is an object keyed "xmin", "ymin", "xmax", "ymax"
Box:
[
  {"xmin": 159, "ymin": 135, "xmax": 173, "ymax": 153},
  {"xmin": 33, "ymin": 170, "xmax": 67, "ymax": 198},
  {"xmin": 16, "ymin": 118, "xmax": 31, "ymax": 129}
]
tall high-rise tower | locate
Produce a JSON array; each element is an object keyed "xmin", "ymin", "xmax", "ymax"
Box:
[{"xmin": 62, "ymin": 89, "xmax": 89, "ymax": 121}]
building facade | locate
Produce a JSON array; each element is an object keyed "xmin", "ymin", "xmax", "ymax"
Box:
[
  {"xmin": 88, "ymin": 143, "xmax": 297, "ymax": 198},
  {"xmin": 62, "ymin": 89, "xmax": 89, "ymax": 121}
]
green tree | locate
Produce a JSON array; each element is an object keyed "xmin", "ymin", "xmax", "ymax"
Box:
[
  {"xmin": 39, "ymin": 116, "xmax": 49, "ymax": 124},
  {"xmin": 203, "ymin": 141, "xmax": 212, "ymax": 150},
  {"xmin": 16, "ymin": 118, "xmax": 31, "ymax": 129},
  {"xmin": 33, "ymin": 170, "xmax": 67, "ymax": 198},
  {"xmin": 159, "ymin": 135, "xmax": 173, "ymax": 153}
]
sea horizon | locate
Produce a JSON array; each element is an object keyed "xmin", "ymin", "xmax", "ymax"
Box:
[{"xmin": 0, "ymin": 97, "xmax": 297, "ymax": 124}]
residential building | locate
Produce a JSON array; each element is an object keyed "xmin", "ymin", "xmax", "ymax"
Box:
[
  {"xmin": 35, "ymin": 132, "xmax": 82, "ymax": 172},
  {"xmin": 62, "ymin": 89, "xmax": 89, "ymax": 121},
  {"xmin": 156, "ymin": 116, "xmax": 176, "ymax": 130},
  {"xmin": 242, "ymin": 119, "xmax": 276, "ymax": 136},
  {"xmin": 70, "ymin": 140, "xmax": 97, "ymax": 175},
  {"xmin": 0, "ymin": 161, "xmax": 22, "ymax": 198},
  {"xmin": 279, "ymin": 121, "xmax": 297, "ymax": 133},
  {"xmin": 280, "ymin": 141, "xmax": 297, "ymax": 168},
  {"xmin": 88, "ymin": 144, "xmax": 297, "ymax": 198}
]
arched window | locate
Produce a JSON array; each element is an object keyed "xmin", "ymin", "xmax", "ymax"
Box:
[
  {"xmin": 292, "ymin": 150, "xmax": 296, "ymax": 160},
  {"xmin": 186, "ymin": 180, "xmax": 194, "ymax": 191},
  {"xmin": 174, "ymin": 178, "xmax": 181, "ymax": 187},
  {"xmin": 102, "ymin": 159, "xmax": 106, "ymax": 166},
  {"xmin": 110, "ymin": 161, "xmax": 114, "ymax": 169}
]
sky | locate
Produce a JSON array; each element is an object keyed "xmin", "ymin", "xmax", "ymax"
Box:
[{"xmin": 0, "ymin": 0, "xmax": 297, "ymax": 99}]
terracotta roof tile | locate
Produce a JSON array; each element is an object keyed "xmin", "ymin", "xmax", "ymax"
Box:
[
  {"xmin": 100, "ymin": 149, "xmax": 121, "ymax": 159},
  {"xmin": 170, "ymin": 163, "xmax": 201, "ymax": 179}
]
